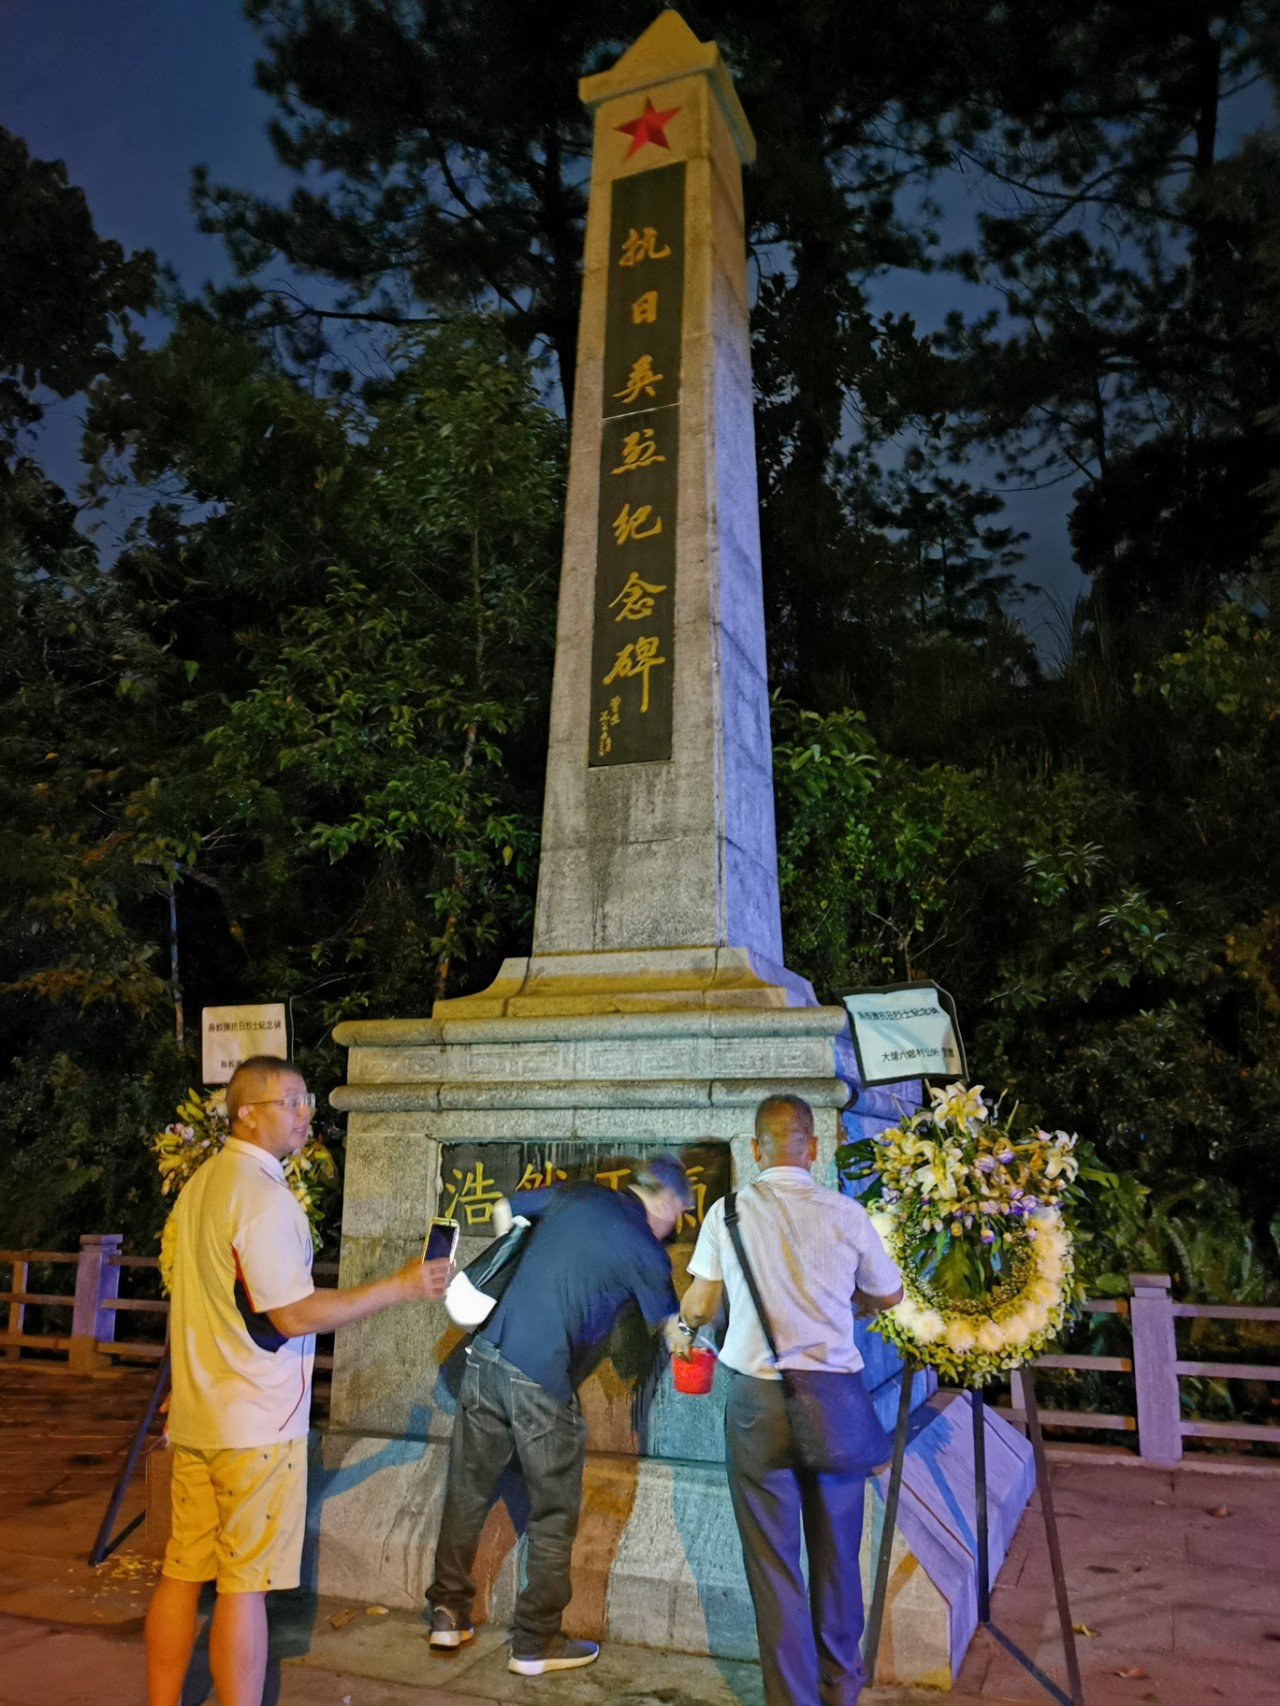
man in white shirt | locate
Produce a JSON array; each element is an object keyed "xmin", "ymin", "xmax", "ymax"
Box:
[
  {"xmin": 145, "ymin": 1055, "xmax": 452, "ymax": 1706},
  {"xmin": 678, "ymin": 1094, "xmax": 903, "ymax": 1706}
]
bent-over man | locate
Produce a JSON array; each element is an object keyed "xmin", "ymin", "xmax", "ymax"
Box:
[
  {"xmin": 426, "ymin": 1155, "xmax": 693, "ymax": 1676},
  {"xmin": 678, "ymin": 1095, "xmax": 903, "ymax": 1706},
  {"xmin": 145, "ymin": 1055, "xmax": 452, "ymax": 1706}
]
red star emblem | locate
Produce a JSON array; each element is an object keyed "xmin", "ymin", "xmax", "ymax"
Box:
[{"xmin": 616, "ymin": 98, "xmax": 682, "ymax": 158}]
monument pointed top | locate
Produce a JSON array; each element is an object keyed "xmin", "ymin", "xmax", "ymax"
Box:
[
  {"xmin": 603, "ymin": 9, "xmax": 705, "ymax": 78},
  {"xmin": 580, "ymin": 8, "xmax": 755, "ymax": 165}
]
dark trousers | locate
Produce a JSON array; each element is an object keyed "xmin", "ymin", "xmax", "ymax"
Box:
[
  {"xmin": 428, "ymin": 1338, "xmax": 588, "ymax": 1644},
  {"xmin": 725, "ymin": 1371, "xmax": 869, "ymax": 1706}
]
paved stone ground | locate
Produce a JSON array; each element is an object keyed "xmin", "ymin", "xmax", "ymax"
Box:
[{"xmin": 1, "ymin": 1363, "xmax": 1278, "ymax": 1705}]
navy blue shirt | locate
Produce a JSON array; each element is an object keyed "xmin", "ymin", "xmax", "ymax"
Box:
[{"xmin": 479, "ymin": 1183, "xmax": 678, "ymax": 1405}]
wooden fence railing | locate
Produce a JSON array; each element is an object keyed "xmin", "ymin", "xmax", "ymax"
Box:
[
  {"xmin": 3, "ymin": 1248, "xmax": 1277, "ymax": 1462},
  {"xmin": 1001, "ymin": 1271, "xmax": 1280, "ymax": 1462},
  {"xmin": 0, "ymin": 1235, "xmax": 339, "ymax": 1376}
]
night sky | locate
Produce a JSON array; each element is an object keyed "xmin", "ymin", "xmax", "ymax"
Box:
[
  {"xmin": 1, "ymin": 3, "xmax": 292, "ymax": 510},
  {"xmin": 2, "ymin": 2, "xmax": 287, "ymax": 288}
]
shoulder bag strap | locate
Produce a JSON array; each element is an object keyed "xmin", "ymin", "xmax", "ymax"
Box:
[{"xmin": 723, "ymin": 1189, "xmax": 783, "ymax": 1367}]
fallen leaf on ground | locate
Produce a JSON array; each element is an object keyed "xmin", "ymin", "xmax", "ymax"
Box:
[
  {"xmin": 1207, "ymin": 1505, "xmax": 1228, "ymax": 1518},
  {"xmin": 364, "ymin": 1604, "xmax": 389, "ymax": 1616},
  {"xmin": 328, "ymin": 1608, "xmax": 359, "ymax": 1630},
  {"xmin": 1072, "ymin": 1623, "xmax": 1099, "ymax": 1637},
  {"xmin": 96, "ymin": 1550, "xmax": 155, "ymax": 1581},
  {"xmin": 1151, "ymin": 1498, "xmax": 1168, "ymax": 1507},
  {"xmin": 1115, "ymin": 1667, "xmax": 1149, "ymax": 1680}
]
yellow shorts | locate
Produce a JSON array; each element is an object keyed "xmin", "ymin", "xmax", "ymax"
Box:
[{"xmin": 162, "ymin": 1440, "xmax": 306, "ymax": 1593}]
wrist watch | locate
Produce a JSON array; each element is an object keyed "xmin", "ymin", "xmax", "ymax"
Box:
[{"xmin": 675, "ymin": 1318, "xmax": 695, "ymax": 1338}]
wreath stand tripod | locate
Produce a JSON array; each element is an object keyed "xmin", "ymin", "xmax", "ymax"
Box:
[
  {"xmin": 88, "ymin": 1348, "xmax": 171, "ymax": 1567},
  {"xmin": 863, "ymin": 1361, "xmax": 1084, "ymax": 1706}
]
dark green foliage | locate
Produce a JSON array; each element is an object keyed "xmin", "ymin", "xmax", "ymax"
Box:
[
  {"xmin": 204, "ymin": 322, "xmax": 564, "ymax": 1021},
  {"xmin": 0, "ymin": 127, "xmax": 154, "ymax": 453},
  {"xmin": 1, "ymin": 307, "xmax": 562, "ymax": 1254},
  {"xmin": 0, "ymin": 1046, "xmax": 186, "ymax": 1252},
  {"xmin": 774, "ymin": 607, "xmax": 1280, "ymax": 1286}
]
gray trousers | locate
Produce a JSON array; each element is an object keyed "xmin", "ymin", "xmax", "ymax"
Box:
[
  {"xmin": 725, "ymin": 1371, "xmax": 869, "ymax": 1706},
  {"xmin": 428, "ymin": 1338, "xmax": 588, "ymax": 1644}
]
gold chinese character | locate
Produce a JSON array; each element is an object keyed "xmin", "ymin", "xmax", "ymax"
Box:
[
  {"xmin": 630, "ymin": 290, "xmax": 659, "ymax": 324},
  {"xmin": 682, "ymin": 1165, "xmax": 707, "ymax": 1232},
  {"xmin": 594, "ymin": 1165, "xmax": 632, "ymax": 1192},
  {"xmin": 610, "ymin": 570, "xmax": 667, "ymax": 621},
  {"xmin": 611, "ymin": 502, "xmax": 663, "ymax": 546},
  {"xmin": 618, "ymin": 227, "xmax": 671, "ymax": 268},
  {"xmin": 611, "ymin": 427, "xmax": 666, "ymax": 474},
  {"xmin": 441, "ymin": 1161, "xmax": 504, "ymax": 1227},
  {"xmin": 613, "ymin": 354, "xmax": 663, "ymax": 405},
  {"xmin": 602, "ymin": 635, "xmax": 666, "ymax": 713},
  {"xmin": 515, "ymin": 1161, "xmax": 567, "ymax": 1194},
  {"xmin": 597, "ymin": 697, "xmax": 621, "ymax": 758}
]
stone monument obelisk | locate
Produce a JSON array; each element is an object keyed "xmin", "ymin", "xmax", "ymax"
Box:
[
  {"xmin": 316, "ymin": 13, "xmax": 1032, "ymax": 1686},
  {"xmin": 436, "ymin": 8, "xmax": 809, "ymax": 1019}
]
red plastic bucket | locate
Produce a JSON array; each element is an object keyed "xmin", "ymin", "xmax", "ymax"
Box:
[{"xmin": 672, "ymin": 1346, "xmax": 717, "ymax": 1395}]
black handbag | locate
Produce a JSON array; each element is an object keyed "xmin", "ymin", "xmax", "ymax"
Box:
[
  {"xmin": 723, "ymin": 1190, "xmax": 891, "ymax": 1476},
  {"xmin": 444, "ymin": 1216, "xmax": 531, "ymax": 1329}
]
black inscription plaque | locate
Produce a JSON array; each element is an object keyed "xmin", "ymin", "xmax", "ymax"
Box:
[
  {"xmin": 437, "ymin": 1138, "xmax": 727, "ymax": 1246},
  {"xmin": 589, "ymin": 161, "xmax": 685, "ymax": 767}
]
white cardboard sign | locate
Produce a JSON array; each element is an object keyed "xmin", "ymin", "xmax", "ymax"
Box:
[
  {"xmin": 201, "ymin": 1003, "xmax": 288, "ymax": 1086},
  {"xmin": 837, "ymin": 982, "xmax": 966, "ymax": 1089}
]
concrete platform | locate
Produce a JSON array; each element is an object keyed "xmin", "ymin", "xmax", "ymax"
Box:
[
  {"xmin": 5, "ymin": 1365, "xmax": 1280, "ymax": 1704},
  {"xmin": 304, "ymin": 1387, "xmax": 1031, "ymax": 1687}
]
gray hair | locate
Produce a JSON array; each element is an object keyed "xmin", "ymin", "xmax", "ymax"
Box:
[
  {"xmin": 631, "ymin": 1152, "xmax": 694, "ymax": 1210},
  {"xmin": 755, "ymin": 1094, "xmax": 815, "ymax": 1138}
]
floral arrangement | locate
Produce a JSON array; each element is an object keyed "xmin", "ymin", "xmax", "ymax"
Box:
[
  {"xmin": 154, "ymin": 1087, "xmax": 337, "ymax": 1292},
  {"xmin": 839, "ymin": 1082, "xmax": 1081, "ymax": 1387}
]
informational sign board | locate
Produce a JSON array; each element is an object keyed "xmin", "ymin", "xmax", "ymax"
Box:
[
  {"xmin": 588, "ymin": 159, "xmax": 685, "ymax": 767},
  {"xmin": 438, "ymin": 1139, "xmax": 727, "ymax": 1245},
  {"xmin": 836, "ymin": 982, "xmax": 966, "ymax": 1089},
  {"xmin": 201, "ymin": 1003, "xmax": 289, "ymax": 1086}
]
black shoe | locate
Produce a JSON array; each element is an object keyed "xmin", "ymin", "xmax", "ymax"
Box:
[
  {"xmin": 508, "ymin": 1634, "xmax": 600, "ymax": 1675},
  {"xmin": 427, "ymin": 1605, "xmax": 474, "ymax": 1650}
]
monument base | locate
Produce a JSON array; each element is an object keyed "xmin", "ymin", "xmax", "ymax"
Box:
[
  {"xmin": 306, "ymin": 1389, "xmax": 1033, "ymax": 1689},
  {"xmin": 431, "ymin": 946, "xmax": 817, "ymax": 1019},
  {"xmin": 323, "ymin": 1004, "xmax": 1034, "ymax": 1685}
]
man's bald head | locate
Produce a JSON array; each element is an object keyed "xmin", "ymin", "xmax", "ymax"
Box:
[{"xmin": 753, "ymin": 1094, "xmax": 817, "ymax": 1168}]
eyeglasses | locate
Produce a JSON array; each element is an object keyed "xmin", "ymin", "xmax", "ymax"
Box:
[{"xmin": 242, "ymin": 1093, "xmax": 316, "ymax": 1113}]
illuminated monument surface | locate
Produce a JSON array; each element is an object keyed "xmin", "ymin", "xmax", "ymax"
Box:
[{"xmin": 318, "ymin": 12, "xmax": 1032, "ymax": 1685}]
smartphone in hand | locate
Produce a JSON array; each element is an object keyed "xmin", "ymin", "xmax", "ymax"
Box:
[{"xmin": 422, "ymin": 1216, "xmax": 460, "ymax": 1264}]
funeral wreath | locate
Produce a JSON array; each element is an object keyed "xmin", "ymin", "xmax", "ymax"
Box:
[{"xmin": 839, "ymin": 1082, "xmax": 1083, "ymax": 1386}]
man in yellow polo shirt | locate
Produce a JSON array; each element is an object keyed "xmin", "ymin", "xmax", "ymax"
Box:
[{"xmin": 145, "ymin": 1054, "xmax": 452, "ymax": 1706}]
